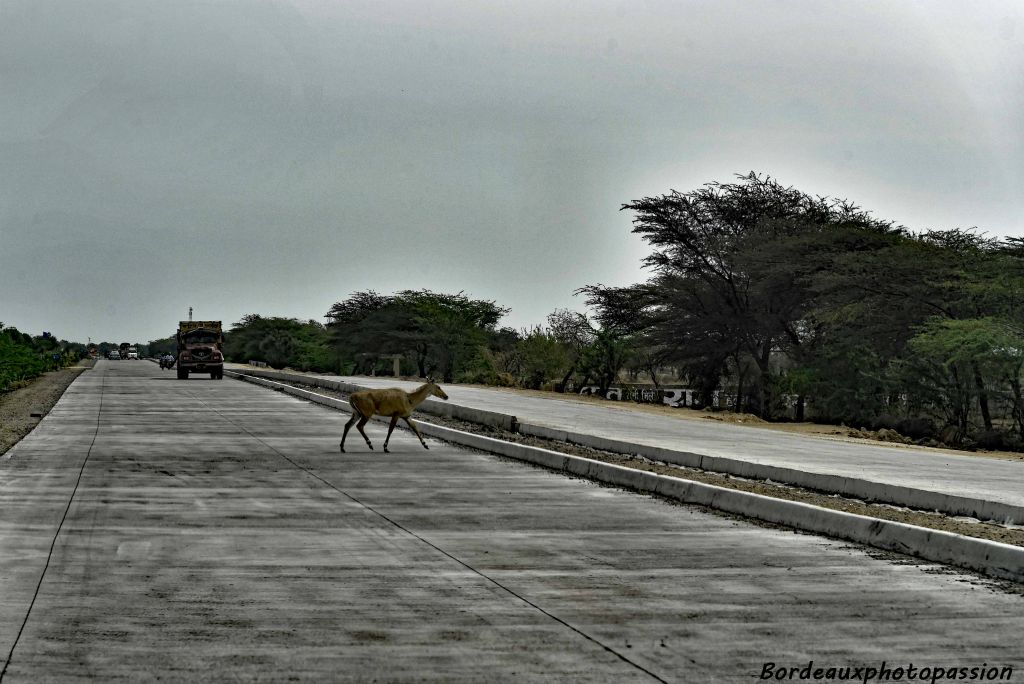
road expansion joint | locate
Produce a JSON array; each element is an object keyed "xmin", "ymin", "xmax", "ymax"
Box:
[
  {"xmin": 0, "ymin": 372, "xmax": 107, "ymax": 683},
  {"xmin": 185, "ymin": 389, "xmax": 670, "ymax": 683}
]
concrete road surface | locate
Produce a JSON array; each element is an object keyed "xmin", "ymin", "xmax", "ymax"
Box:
[
  {"xmin": 306, "ymin": 374, "xmax": 1024, "ymax": 516},
  {"xmin": 2, "ymin": 360, "xmax": 1022, "ymax": 682}
]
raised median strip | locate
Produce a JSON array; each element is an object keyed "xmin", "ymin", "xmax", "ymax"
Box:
[
  {"xmin": 229, "ymin": 367, "xmax": 1024, "ymax": 526},
  {"xmin": 227, "ymin": 370, "xmax": 1024, "ymax": 584},
  {"xmin": 515, "ymin": 422, "xmax": 1024, "ymax": 526}
]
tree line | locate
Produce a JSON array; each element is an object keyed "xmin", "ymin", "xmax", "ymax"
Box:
[
  {"xmin": 144, "ymin": 172, "xmax": 1023, "ymax": 450},
  {"xmin": 0, "ymin": 324, "xmax": 84, "ymax": 392},
  {"xmin": 582, "ymin": 173, "xmax": 1024, "ymax": 448},
  {"xmin": 218, "ymin": 292, "xmax": 623, "ymax": 392}
]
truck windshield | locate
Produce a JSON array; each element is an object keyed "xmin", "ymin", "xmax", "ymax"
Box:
[{"xmin": 183, "ymin": 332, "xmax": 219, "ymax": 344}]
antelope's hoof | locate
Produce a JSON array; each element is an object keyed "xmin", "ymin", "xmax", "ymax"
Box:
[
  {"xmin": 423, "ymin": 444, "xmax": 430, "ymax": 450},
  {"xmin": 384, "ymin": 447, "xmax": 390, "ymax": 453},
  {"xmin": 340, "ymin": 446, "xmax": 345, "ymax": 453}
]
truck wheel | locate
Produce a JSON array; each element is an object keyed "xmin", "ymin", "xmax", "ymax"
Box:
[
  {"xmin": 177, "ymin": 369, "xmax": 189, "ymax": 380},
  {"xmin": 210, "ymin": 371, "xmax": 217, "ymax": 380}
]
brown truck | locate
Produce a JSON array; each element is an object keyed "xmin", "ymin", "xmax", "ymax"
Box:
[{"xmin": 176, "ymin": 321, "xmax": 224, "ymax": 379}]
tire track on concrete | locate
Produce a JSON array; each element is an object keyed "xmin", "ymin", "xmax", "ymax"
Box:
[
  {"xmin": 0, "ymin": 371, "xmax": 106, "ymax": 683},
  {"xmin": 187, "ymin": 388, "xmax": 670, "ymax": 684}
]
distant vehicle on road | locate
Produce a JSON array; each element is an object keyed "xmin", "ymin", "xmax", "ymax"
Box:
[
  {"xmin": 159, "ymin": 354, "xmax": 175, "ymax": 370},
  {"xmin": 118, "ymin": 342, "xmax": 130, "ymax": 360},
  {"xmin": 176, "ymin": 321, "xmax": 224, "ymax": 379},
  {"xmin": 107, "ymin": 351, "xmax": 120, "ymax": 360},
  {"xmin": 127, "ymin": 347, "xmax": 139, "ymax": 360}
]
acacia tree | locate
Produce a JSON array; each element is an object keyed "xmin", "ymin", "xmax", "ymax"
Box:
[
  {"xmin": 224, "ymin": 315, "xmax": 332, "ymax": 371},
  {"xmin": 581, "ymin": 172, "xmax": 893, "ymax": 417},
  {"xmin": 891, "ymin": 317, "xmax": 1023, "ymax": 443},
  {"xmin": 513, "ymin": 326, "xmax": 572, "ymax": 390},
  {"xmin": 810, "ymin": 228, "xmax": 1024, "ymax": 431},
  {"xmin": 577, "ymin": 327, "xmax": 631, "ymax": 397},
  {"xmin": 326, "ymin": 291, "xmax": 420, "ymax": 374},
  {"xmin": 546, "ymin": 309, "xmax": 596, "ymax": 392},
  {"xmin": 326, "ymin": 289, "xmax": 509, "ymax": 381}
]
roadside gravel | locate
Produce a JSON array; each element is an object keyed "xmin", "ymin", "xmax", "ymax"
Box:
[{"xmin": 0, "ymin": 360, "xmax": 93, "ymax": 457}]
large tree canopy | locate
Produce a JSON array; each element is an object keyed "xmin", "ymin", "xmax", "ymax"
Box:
[
  {"xmin": 581, "ymin": 172, "xmax": 896, "ymax": 416},
  {"xmin": 223, "ymin": 315, "xmax": 333, "ymax": 371},
  {"xmin": 326, "ymin": 289, "xmax": 509, "ymax": 381},
  {"xmin": 580, "ymin": 172, "xmax": 1024, "ymax": 433}
]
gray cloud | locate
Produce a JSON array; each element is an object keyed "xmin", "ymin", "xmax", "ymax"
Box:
[{"xmin": 2, "ymin": 0, "xmax": 1022, "ymax": 343}]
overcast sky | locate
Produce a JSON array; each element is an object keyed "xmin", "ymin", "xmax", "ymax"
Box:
[{"xmin": 2, "ymin": 0, "xmax": 1022, "ymax": 344}]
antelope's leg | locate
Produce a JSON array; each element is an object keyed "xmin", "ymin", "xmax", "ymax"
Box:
[
  {"xmin": 356, "ymin": 415, "xmax": 373, "ymax": 449},
  {"xmin": 403, "ymin": 417, "xmax": 429, "ymax": 450},
  {"xmin": 340, "ymin": 411, "xmax": 360, "ymax": 452},
  {"xmin": 383, "ymin": 415, "xmax": 399, "ymax": 453}
]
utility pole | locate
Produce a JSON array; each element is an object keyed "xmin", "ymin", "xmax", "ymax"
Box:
[{"xmin": 188, "ymin": 306, "xmax": 193, "ymax": 322}]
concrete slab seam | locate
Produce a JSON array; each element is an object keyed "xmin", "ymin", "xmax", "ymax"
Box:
[
  {"xmin": 0, "ymin": 370, "xmax": 107, "ymax": 681},
  {"xmin": 211, "ymin": 374, "xmax": 671, "ymax": 682}
]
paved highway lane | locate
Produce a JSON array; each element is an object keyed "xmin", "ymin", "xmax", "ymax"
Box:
[
  {"xmin": 308, "ymin": 374, "xmax": 1024, "ymax": 516},
  {"xmin": 2, "ymin": 361, "xmax": 1022, "ymax": 682}
]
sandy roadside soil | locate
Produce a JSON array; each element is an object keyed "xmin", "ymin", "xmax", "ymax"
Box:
[{"xmin": 0, "ymin": 360, "xmax": 93, "ymax": 457}]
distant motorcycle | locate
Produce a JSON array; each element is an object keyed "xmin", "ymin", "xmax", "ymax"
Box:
[{"xmin": 159, "ymin": 354, "xmax": 176, "ymax": 370}]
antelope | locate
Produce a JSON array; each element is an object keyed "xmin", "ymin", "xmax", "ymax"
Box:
[{"xmin": 340, "ymin": 382, "xmax": 449, "ymax": 453}]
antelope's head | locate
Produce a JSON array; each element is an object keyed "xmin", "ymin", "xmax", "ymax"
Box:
[{"xmin": 430, "ymin": 383, "xmax": 449, "ymax": 401}]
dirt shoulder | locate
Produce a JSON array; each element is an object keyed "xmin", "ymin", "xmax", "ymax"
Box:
[{"xmin": 0, "ymin": 360, "xmax": 93, "ymax": 457}]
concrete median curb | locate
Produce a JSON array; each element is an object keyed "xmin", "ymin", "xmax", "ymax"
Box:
[
  {"xmin": 516, "ymin": 422, "xmax": 1024, "ymax": 525},
  {"xmin": 228, "ymin": 370, "xmax": 1024, "ymax": 584},
  {"xmin": 229, "ymin": 367, "xmax": 1024, "ymax": 526}
]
